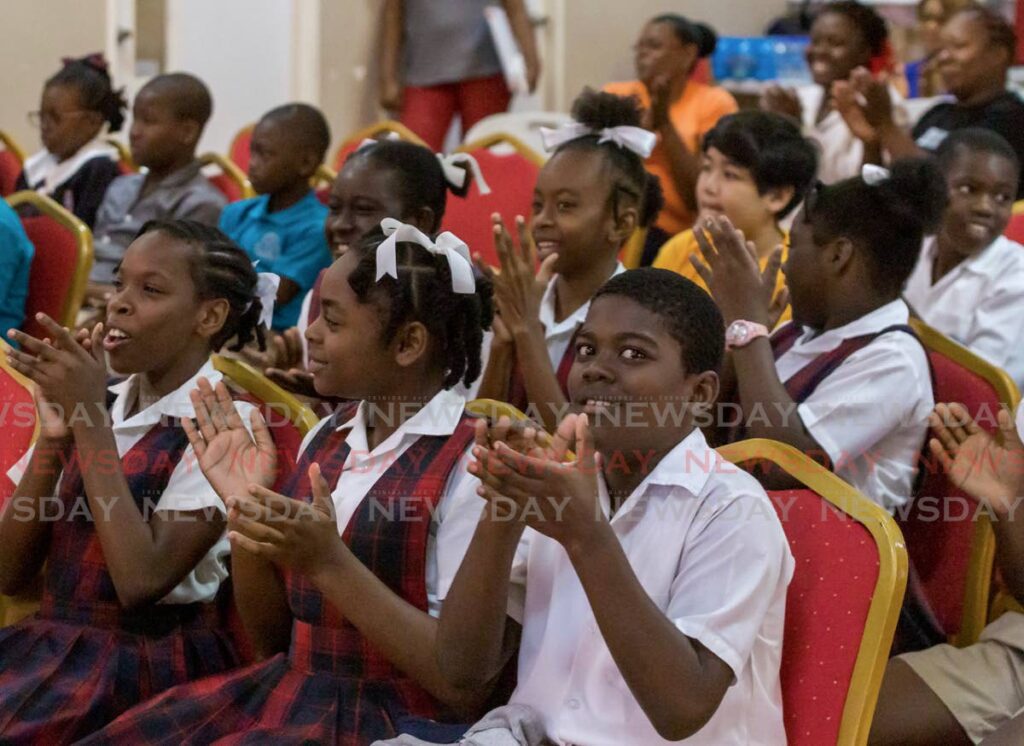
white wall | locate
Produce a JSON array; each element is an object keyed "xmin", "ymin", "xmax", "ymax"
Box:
[{"xmin": 164, "ymin": 0, "xmax": 295, "ymax": 152}]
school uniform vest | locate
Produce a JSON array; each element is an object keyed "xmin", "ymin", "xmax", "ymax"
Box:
[
  {"xmin": 727, "ymin": 322, "xmax": 918, "ymax": 444},
  {"xmin": 507, "ymin": 339, "xmax": 576, "ymax": 414},
  {"xmin": 0, "ymin": 397, "xmax": 238, "ymax": 744},
  {"xmin": 83, "ymin": 403, "xmax": 480, "ymax": 745}
]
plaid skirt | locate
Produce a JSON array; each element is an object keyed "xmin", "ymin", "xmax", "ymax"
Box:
[
  {"xmin": 81, "ymin": 650, "xmax": 408, "ymax": 745},
  {"xmin": 0, "ymin": 611, "xmax": 237, "ymax": 745}
]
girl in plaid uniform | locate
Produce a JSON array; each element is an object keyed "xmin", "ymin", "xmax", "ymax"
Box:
[
  {"xmin": 86, "ymin": 222, "xmax": 496, "ymax": 744},
  {"xmin": 0, "ymin": 220, "xmax": 271, "ymax": 744}
]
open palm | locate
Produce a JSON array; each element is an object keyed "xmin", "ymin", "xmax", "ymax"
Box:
[
  {"xmin": 930, "ymin": 403, "xmax": 1024, "ymax": 516},
  {"xmin": 182, "ymin": 377, "xmax": 278, "ymax": 503}
]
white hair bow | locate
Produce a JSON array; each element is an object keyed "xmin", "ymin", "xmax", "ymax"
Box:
[
  {"xmin": 356, "ymin": 132, "xmax": 402, "ymax": 151},
  {"xmin": 376, "ymin": 218, "xmax": 476, "ymax": 294},
  {"xmin": 539, "ymin": 122, "xmax": 657, "ymax": 158},
  {"xmin": 437, "ymin": 152, "xmax": 491, "ymax": 195},
  {"xmin": 250, "ymin": 272, "xmax": 280, "ymax": 329},
  {"xmin": 862, "ymin": 164, "xmax": 891, "ymax": 186}
]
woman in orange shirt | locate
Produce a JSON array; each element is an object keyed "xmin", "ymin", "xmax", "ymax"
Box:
[{"xmin": 606, "ymin": 14, "xmax": 738, "ymax": 264}]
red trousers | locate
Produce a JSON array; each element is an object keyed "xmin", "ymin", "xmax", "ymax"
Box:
[{"xmin": 400, "ymin": 73, "xmax": 511, "ymax": 151}]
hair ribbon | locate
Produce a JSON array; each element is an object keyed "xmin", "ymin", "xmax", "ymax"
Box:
[
  {"xmin": 376, "ymin": 218, "xmax": 476, "ymax": 294},
  {"xmin": 539, "ymin": 122, "xmax": 657, "ymax": 158}
]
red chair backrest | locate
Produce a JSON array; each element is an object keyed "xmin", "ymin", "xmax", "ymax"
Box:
[
  {"xmin": 230, "ymin": 127, "xmax": 254, "ymax": 173},
  {"xmin": 19, "ymin": 214, "xmax": 79, "ymax": 339},
  {"xmin": 899, "ymin": 348, "xmax": 1000, "ymax": 638},
  {"xmin": 440, "ymin": 147, "xmax": 540, "ymax": 268},
  {"xmin": 207, "ymin": 173, "xmax": 246, "ymax": 203},
  {"xmin": 0, "ymin": 150, "xmax": 20, "ymax": 197},
  {"xmin": 1006, "ymin": 212, "xmax": 1024, "ymax": 244},
  {"xmin": 771, "ymin": 488, "xmax": 881, "ymax": 745},
  {"xmin": 0, "ymin": 367, "xmax": 36, "ymax": 505}
]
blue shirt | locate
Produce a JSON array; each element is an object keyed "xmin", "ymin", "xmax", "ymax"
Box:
[
  {"xmin": 219, "ymin": 191, "xmax": 331, "ymax": 329},
  {"xmin": 0, "ymin": 201, "xmax": 34, "ymax": 342}
]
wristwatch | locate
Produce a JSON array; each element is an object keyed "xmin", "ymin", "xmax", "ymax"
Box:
[{"xmin": 725, "ymin": 320, "xmax": 769, "ymax": 350}]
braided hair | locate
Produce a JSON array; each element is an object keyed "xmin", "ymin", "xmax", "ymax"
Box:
[
  {"xmin": 553, "ymin": 88, "xmax": 664, "ymax": 229},
  {"xmin": 346, "ymin": 229, "xmax": 494, "ymax": 389},
  {"xmin": 47, "ymin": 53, "xmax": 127, "ymax": 132},
  {"xmin": 136, "ymin": 220, "xmax": 267, "ymax": 352}
]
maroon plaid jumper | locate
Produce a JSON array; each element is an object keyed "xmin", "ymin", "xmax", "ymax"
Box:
[
  {"xmin": 84, "ymin": 406, "xmax": 478, "ymax": 745},
  {"xmin": 507, "ymin": 334, "xmax": 576, "ymax": 414},
  {"xmin": 0, "ymin": 420, "xmax": 238, "ymax": 745}
]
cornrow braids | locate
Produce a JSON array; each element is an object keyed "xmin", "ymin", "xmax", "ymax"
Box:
[
  {"xmin": 347, "ymin": 230, "xmax": 494, "ymax": 389},
  {"xmin": 136, "ymin": 219, "xmax": 266, "ymax": 352}
]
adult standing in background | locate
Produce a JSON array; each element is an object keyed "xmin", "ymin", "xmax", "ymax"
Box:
[
  {"xmin": 380, "ymin": 0, "xmax": 541, "ymax": 151},
  {"xmin": 605, "ymin": 15, "xmax": 738, "ymax": 261}
]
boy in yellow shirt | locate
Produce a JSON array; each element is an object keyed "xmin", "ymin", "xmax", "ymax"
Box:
[{"xmin": 653, "ymin": 111, "xmax": 817, "ymax": 317}]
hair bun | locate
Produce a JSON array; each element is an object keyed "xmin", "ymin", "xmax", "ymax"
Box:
[
  {"xmin": 571, "ymin": 87, "xmax": 644, "ymax": 131},
  {"xmin": 876, "ymin": 158, "xmax": 947, "ymax": 236},
  {"xmin": 692, "ymin": 22, "xmax": 718, "ymax": 58}
]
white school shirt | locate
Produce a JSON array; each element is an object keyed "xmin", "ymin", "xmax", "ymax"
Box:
[
  {"xmin": 508, "ymin": 428, "xmax": 794, "ymax": 746},
  {"xmin": 774, "ymin": 299, "xmax": 934, "ymax": 512},
  {"xmin": 904, "ymin": 235, "xmax": 1024, "ymax": 390},
  {"xmin": 7, "ymin": 358, "xmax": 254, "ymax": 604},
  {"xmin": 462, "ymin": 264, "xmax": 627, "ymax": 401},
  {"xmin": 295, "ymin": 387, "xmax": 482, "ymax": 616},
  {"xmin": 22, "ymin": 137, "xmax": 118, "ymax": 195},
  {"xmin": 796, "ymin": 85, "xmax": 907, "ymax": 185}
]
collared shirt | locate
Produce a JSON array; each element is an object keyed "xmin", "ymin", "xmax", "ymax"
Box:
[
  {"xmin": 22, "ymin": 138, "xmax": 118, "ymax": 195},
  {"xmin": 296, "ymin": 387, "xmax": 482, "ymax": 616},
  {"xmin": 462, "ymin": 264, "xmax": 627, "ymax": 401},
  {"xmin": 508, "ymin": 428, "xmax": 793, "ymax": 746},
  {"xmin": 904, "ymin": 235, "xmax": 1024, "ymax": 390},
  {"xmin": 0, "ymin": 199, "xmax": 34, "ymax": 340},
  {"xmin": 537, "ymin": 263, "xmax": 627, "ymax": 371},
  {"xmin": 219, "ymin": 191, "xmax": 332, "ymax": 329},
  {"xmin": 796, "ymin": 84, "xmax": 907, "ymax": 185},
  {"xmin": 775, "ymin": 299, "xmax": 934, "ymax": 511},
  {"xmin": 8, "ymin": 359, "xmax": 255, "ymax": 604},
  {"xmin": 91, "ymin": 160, "xmax": 226, "ymax": 283}
]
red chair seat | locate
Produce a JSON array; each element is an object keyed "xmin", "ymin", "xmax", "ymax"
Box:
[
  {"xmin": 229, "ymin": 125, "xmax": 254, "ymax": 174},
  {"xmin": 440, "ymin": 148, "xmax": 539, "ymax": 267}
]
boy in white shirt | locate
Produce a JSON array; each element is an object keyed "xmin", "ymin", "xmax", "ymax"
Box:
[
  {"xmin": 904, "ymin": 128, "xmax": 1024, "ymax": 389},
  {"xmin": 436, "ymin": 268, "xmax": 794, "ymax": 745}
]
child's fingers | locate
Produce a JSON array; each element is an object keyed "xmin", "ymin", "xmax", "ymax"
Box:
[
  {"xmin": 929, "ymin": 410, "xmax": 962, "ymax": 456},
  {"xmin": 692, "ymin": 225, "xmax": 718, "ymax": 266},
  {"xmin": 7, "ymin": 328, "xmax": 57, "ymax": 358},
  {"xmin": 33, "ymin": 314, "xmax": 84, "ymax": 356},
  {"xmin": 928, "ymin": 437, "xmax": 956, "ymax": 475},
  {"xmin": 309, "ymin": 463, "xmax": 336, "ymax": 521},
  {"xmin": 537, "ymin": 252, "xmax": 559, "ymax": 286},
  {"xmin": 515, "ymin": 215, "xmax": 535, "ymax": 267},
  {"xmin": 249, "ymin": 408, "xmax": 276, "ymax": 457},
  {"xmin": 248, "ymin": 483, "xmax": 303, "ymax": 519},
  {"xmin": 228, "ymin": 530, "xmax": 278, "ymax": 560},
  {"xmin": 196, "ymin": 377, "xmax": 228, "ymax": 432},
  {"xmin": 181, "ymin": 417, "xmax": 207, "ymax": 458},
  {"xmin": 214, "ymin": 381, "xmax": 247, "ymax": 430},
  {"xmin": 189, "ymin": 389, "xmax": 219, "ymax": 444},
  {"xmin": 944, "ymin": 402, "xmax": 974, "ymax": 443},
  {"xmin": 473, "ymin": 418, "xmax": 490, "ymax": 449},
  {"xmin": 549, "ymin": 414, "xmax": 578, "ymax": 462},
  {"xmin": 227, "ymin": 504, "xmax": 288, "ymax": 544},
  {"xmin": 574, "ymin": 413, "xmax": 599, "ymax": 474},
  {"xmin": 688, "ymin": 255, "xmax": 714, "ymax": 289},
  {"xmin": 89, "ymin": 323, "xmax": 105, "ymax": 363},
  {"xmin": 998, "ymin": 408, "xmax": 1024, "ymax": 451}
]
